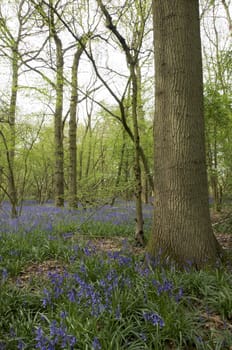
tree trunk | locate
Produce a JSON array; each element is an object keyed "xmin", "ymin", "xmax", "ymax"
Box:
[
  {"xmin": 68, "ymin": 48, "xmax": 83, "ymax": 208},
  {"xmin": 136, "ymin": 63, "xmax": 151, "ymax": 204},
  {"xmin": 96, "ymin": 0, "xmax": 145, "ymax": 245},
  {"xmin": 85, "ymin": 109, "xmax": 93, "ymax": 179},
  {"xmin": 52, "ymin": 22, "xmax": 64, "ymax": 207},
  {"xmin": 8, "ymin": 43, "xmax": 19, "ymax": 218},
  {"xmin": 111, "ymin": 130, "xmax": 126, "ymax": 206},
  {"xmin": 130, "ymin": 66, "xmax": 145, "ymax": 246},
  {"xmin": 148, "ymin": 0, "xmax": 222, "ymax": 267}
]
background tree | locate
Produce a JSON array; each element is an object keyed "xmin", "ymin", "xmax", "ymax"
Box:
[
  {"xmin": 96, "ymin": 0, "xmax": 152, "ymax": 245},
  {"xmin": 204, "ymin": 84, "xmax": 232, "ymax": 211},
  {"xmin": 0, "ymin": 0, "xmax": 42, "ymax": 216},
  {"xmin": 201, "ymin": 0, "xmax": 232, "ymax": 210}
]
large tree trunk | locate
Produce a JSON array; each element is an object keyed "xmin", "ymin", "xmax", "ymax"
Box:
[{"xmin": 148, "ymin": 0, "xmax": 222, "ymax": 267}]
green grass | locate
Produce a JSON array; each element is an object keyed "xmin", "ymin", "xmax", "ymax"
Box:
[{"xmin": 0, "ymin": 220, "xmax": 232, "ymax": 349}]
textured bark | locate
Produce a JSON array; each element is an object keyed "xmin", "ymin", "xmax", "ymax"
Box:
[
  {"xmin": 131, "ymin": 66, "xmax": 145, "ymax": 246},
  {"xmin": 136, "ymin": 63, "xmax": 151, "ymax": 204},
  {"xmin": 78, "ymin": 112, "xmax": 92, "ymax": 181},
  {"xmin": 111, "ymin": 131, "xmax": 126, "ymax": 206},
  {"xmin": 8, "ymin": 38, "xmax": 20, "ymax": 218},
  {"xmin": 207, "ymin": 126, "xmax": 222, "ymax": 212},
  {"xmin": 68, "ymin": 47, "xmax": 84, "ymax": 208},
  {"xmin": 52, "ymin": 23, "xmax": 64, "ymax": 207},
  {"xmin": 148, "ymin": 0, "xmax": 222, "ymax": 267}
]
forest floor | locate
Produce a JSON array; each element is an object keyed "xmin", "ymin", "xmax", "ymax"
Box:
[
  {"xmin": 15, "ymin": 210, "xmax": 232, "ymax": 288},
  {"xmin": 1, "ymin": 204, "xmax": 232, "ymax": 349}
]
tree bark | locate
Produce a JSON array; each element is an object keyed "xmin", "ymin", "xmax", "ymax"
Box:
[
  {"xmin": 148, "ymin": 0, "xmax": 222, "ymax": 267},
  {"xmin": 68, "ymin": 46, "xmax": 85, "ymax": 208},
  {"xmin": 50, "ymin": 4, "xmax": 64, "ymax": 207},
  {"xmin": 8, "ymin": 43, "xmax": 19, "ymax": 218},
  {"xmin": 130, "ymin": 65, "xmax": 145, "ymax": 246}
]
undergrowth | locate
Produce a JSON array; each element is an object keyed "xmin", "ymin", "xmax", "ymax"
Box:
[{"xmin": 0, "ymin": 205, "xmax": 232, "ymax": 349}]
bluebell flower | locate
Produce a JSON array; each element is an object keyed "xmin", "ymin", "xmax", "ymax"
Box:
[
  {"xmin": 62, "ymin": 232, "xmax": 74, "ymax": 239},
  {"xmin": 115, "ymin": 305, "xmax": 121, "ymax": 320},
  {"xmin": 46, "ymin": 222, "xmax": 53, "ymax": 232},
  {"xmin": 195, "ymin": 336, "xmax": 203, "ymax": 343},
  {"xmin": 60, "ymin": 310, "xmax": 68, "ymax": 319},
  {"xmin": 83, "ymin": 246, "xmax": 92, "ymax": 256},
  {"xmin": 80, "ymin": 262, "xmax": 87, "ymax": 274},
  {"xmin": 42, "ymin": 288, "xmax": 51, "ymax": 307},
  {"xmin": 48, "ymin": 235, "xmax": 56, "ymax": 240},
  {"xmin": 143, "ymin": 311, "xmax": 165, "ymax": 328},
  {"xmin": 10, "ymin": 326, "xmax": 16, "ymax": 337},
  {"xmin": 1, "ymin": 268, "xmax": 8, "ymax": 282},
  {"xmin": 68, "ymin": 335, "xmax": 77, "ymax": 347},
  {"xmin": 92, "ymin": 337, "xmax": 101, "ymax": 350},
  {"xmin": 17, "ymin": 339, "xmax": 25, "ymax": 350},
  {"xmin": 67, "ymin": 288, "xmax": 76, "ymax": 302},
  {"xmin": 140, "ymin": 333, "xmax": 147, "ymax": 341},
  {"xmin": 175, "ymin": 287, "xmax": 183, "ymax": 302},
  {"xmin": 157, "ymin": 279, "xmax": 173, "ymax": 296},
  {"xmin": 0, "ymin": 342, "xmax": 6, "ymax": 350},
  {"xmin": 35, "ymin": 326, "xmax": 48, "ymax": 349}
]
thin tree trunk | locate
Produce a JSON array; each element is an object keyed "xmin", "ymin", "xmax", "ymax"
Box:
[
  {"xmin": 136, "ymin": 63, "xmax": 151, "ymax": 204},
  {"xmin": 8, "ymin": 43, "xmax": 19, "ymax": 218},
  {"xmin": 51, "ymin": 11, "xmax": 64, "ymax": 207},
  {"xmin": 111, "ymin": 131, "xmax": 126, "ymax": 206},
  {"xmin": 85, "ymin": 115, "xmax": 92, "ymax": 178},
  {"xmin": 68, "ymin": 48, "xmax": 83, "ymax": 208},
  {"xmin": 148, "ymin": 0, "xmax": 222, "ymax": 267},
  {"xmin": 130, "ymin": 66, "xmax": 145, "ymax": 246}
]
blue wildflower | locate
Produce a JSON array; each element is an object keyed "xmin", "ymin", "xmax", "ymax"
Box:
[
  {"xmin": 1, "ymin": 268, "xmax": 8, "ymax": 281},
  {"xmin": 60, "ymin": 310, "xmax": 68, "ymax": 319},
  {"xmin": 115, "ymin": 305, "xmax": 121, "ymax": 320},
  {"xmin": 140, "ymin": 333, "xmax": 147, "ymax": 341},
  {"xmin": 92, "ymin": 337, "xmax": 101, "ymax": 350},
  {"xmin": 67, "ymin": 288, "xmax": 76, "ymax": 302},
  {"xmin": 175, "ymin": 287, "xmax": 184, "ymax": 302},
  {"xmin": 42, "ymin": 288, "xmax": 51, "ymax": 307},
  {"xmin": 143, "ymin": 311, "xmax": 165, "ymax": 328},
  {"xmin": 157, "ymin": 279, "xmax": 173, "ymax": 296},
  {"xmin": 17, "ymin": 339, "xmax": 25, "ymax": 350}
]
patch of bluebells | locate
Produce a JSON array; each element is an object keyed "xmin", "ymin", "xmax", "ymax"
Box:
[
  {"xmin": 42, "ymin": 267, "xmax": 124, "ymax": 318},
  {"xmin": 41, "ymin": 242, "xmax": 184, "ymax": 329},
  {"xmin": 0, "ymin": 204, "xmax": 83, "ymax": 235},
  {"xmin": 107, "ymin": 250, "xmax": 133, "ymax": 266},
  {"xmin": 0, "ymin": 200, "xmax": 153, "ymax": 235},
  {"xmin": 151, "ymin": 276, "xmax": 184, "ymax": 302},
  {"xmin": 35, "ymin": 320, "xmax": 76, "ymax": 350},
  {"xmin": 1, "ymin": 226, "xmax": 185, "ymax": 348}
]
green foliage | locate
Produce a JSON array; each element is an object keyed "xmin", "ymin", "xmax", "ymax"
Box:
[{"xmin": 204, "ymin": 83, "xmax": 232, "ymax": 208}]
